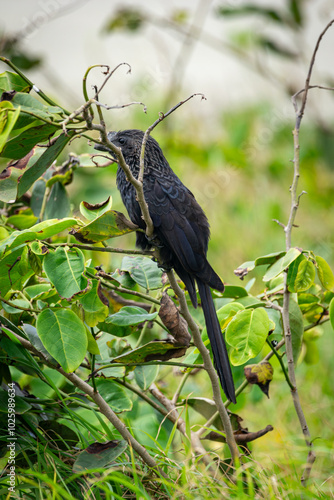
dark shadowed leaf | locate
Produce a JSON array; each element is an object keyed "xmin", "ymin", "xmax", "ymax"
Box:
[
  {"xmin": 73, "ymin": 440, "xmax": 127, "ymax": 472},
  {"xmin": 244, "ymin": 361, "xmax": 274, "ymax": 397},
  {"xmin": 17, "ymin": 132, "xmax": 73, "ymax": 197}
]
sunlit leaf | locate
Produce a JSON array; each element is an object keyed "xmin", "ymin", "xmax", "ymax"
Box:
[
  {"xmin": 263, "ymin": 248, "xmax": 302, "ymax": 282},
  {"xmin": 226, "ymin": 307, "xmax": 269, "ymax": 365},
  {"xmin": 43, "ymin": 247, "xmax": 87, "ymax": 299},
  {"xmin": 315, "ymin": 256, "xmax": 334, "ymax": 292}
]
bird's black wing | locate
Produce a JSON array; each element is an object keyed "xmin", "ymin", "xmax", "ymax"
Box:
[{"xmin": 143, "ymin": 174, "xmax": 224, "ymax": 294}]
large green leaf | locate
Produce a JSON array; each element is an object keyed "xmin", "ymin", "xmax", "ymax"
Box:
[
  {"xmin": 17, "ymin": 132, "xmax": 74, "ymax": 197},
  {"xmin": 121, "ymin": 256, "xmax": 163, "ymax": 290},
  {"xmin": 226, "ymin": 307, "xmax": 269, "ymax": 365},
  {"xmin": 72, "ymin": 210, "xmax": 137, "ymax": 243},
  {"xmin": 2, "ymin": 123, "xmax": 58, "ymax": 160},
  {"xmin": 106, "ymin": 306, "xmax": 158, "ymax": 326},
  {"xmin": 36, "ymin": 308, "xmax": 87, "ymax": 372},
  {"xmin": 0, "ymin": 218, "xmax": 77, "ymax": 254},
  {"xmin": 263, "ymin": 248, "xmax": 302, "ymax": 282},
  {"xmin": 43, "ymin": 247, "xmax": 87, "ymax": 299}
]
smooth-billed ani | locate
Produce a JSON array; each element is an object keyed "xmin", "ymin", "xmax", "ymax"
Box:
[{"xmin": 94, "ymin": 129, "xmax": 236, "ymax": 403}]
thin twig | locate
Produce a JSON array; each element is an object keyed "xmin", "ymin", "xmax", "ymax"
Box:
[{"xmin": 282, "ymin": 18, "xmax": 334, "ymax": 487}]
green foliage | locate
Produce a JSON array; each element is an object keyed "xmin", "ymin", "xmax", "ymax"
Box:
[{"xmin": 0, "ymin": 64, "xmax": 333, "ymax": 498}]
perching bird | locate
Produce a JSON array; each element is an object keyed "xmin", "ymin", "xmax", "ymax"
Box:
[{"xmin": 95, "ymin": 130, "xmax": 236, "ymax": 403}]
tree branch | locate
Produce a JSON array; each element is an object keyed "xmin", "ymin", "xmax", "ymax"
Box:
[{"xmin": 5, "ymin": 330, "xmax": 169, "ymax": 479}]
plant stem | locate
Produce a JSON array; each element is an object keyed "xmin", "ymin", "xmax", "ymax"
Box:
[
  {"xmin": 166, "ymin": 270, "xmax": 240, "ymax": 464},
  {"xmin": 266, "ymin": 338, "xmax": 294, "ymax": 390}
]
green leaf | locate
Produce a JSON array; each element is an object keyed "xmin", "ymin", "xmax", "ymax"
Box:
[
  {"xmin": 73, "ymin": 440, "xmax": 127, "ymax": 473},
  {"xmin": 254, "ymin": 250, "xmax": 286, "ymax": 267},
  {"xmin": 97, "ymin": 321, "xmax": 133, "ymax": 338},
  {"xmin": 329, "ymin": 297, "xmax": 334, "ymax": 331},
  {"xmin": 287, "ymin": 253, "xmax": 306, "ymax": 292},
  {"xmin": 221, "ymin": 285, "xmax": 248, "ymax": 299},
  {"xmin": 22, "ymin": 323, "xmax": 57, "ymax": 363},
  {"xmin": 6, "ymin": 207, "xmax": 38, "ymax": 229},
  {"xmin": 2, "ymin": 298, "xmax": 30, "ymax": 314},
  {"xmin": 36, "ymin": 308, "xmax": 87, "ymax": 372},
  {"xmin": 17, "ymin": 132, "xmax": 74, "ymax": 197},
  {"xmin": 79, "ymin": 279, "xmax": 109, "ymax": 327},
  {"xmin": 79, "ymin": 197, "xmax": 113, "ymax": 221},
  {"xmin": 217, "ymin": 302, "xmax": 245, "ymax": 330},
  {"xmin": 288, "ymin": 299, "xmax": 303, "ymax": 363},
  {"xmin": 44, "ymin": 183, "xmax": 71, "ymax": 219},
  {"xmin": 0, "ymin": 101, "xmax": 21, "ymax": 153},
  {"xmin": 0, "ymin": 247, "xmax": 34, "ymax": 295},
  {"xmin": 106, "ymin": 306, "xmax": 158, "ymax": 326},
  {"xmin": 315, "ymin": 256, "xmax": 334, "ymax": 292},
  {"xmin": 217, "ymin": 5, "xmax": 285, "ymax": 23},
  {"xmin": 263, "ymin": 248, "xmax": 302, "ymax": 282},
  {"xmin": 226, "ymin": 307, "xmax": 270, "ymax": 366},
  {"xmin": 85, "ymin": 329, "xmax": 100, "ymax": 355},
  {"xmin": 121, "ymin": 256, "xmax": 163, "ymax": 290},
  {"xmin": 43, "ymin": 247, "xmax": 87, "ymax": 299},
  {"xmin": 24, "ymin": 283, "xmax": 52, "ymax": 299},
  {"xmin": 111, "ymin": 340, "xmax": 183, "ymax": 364},
  {"xmin": 2, "ymin": 123, "xmax": 58, "ymax": 160},
  {"xmin": 94, "ymin": 379, "xmax": 132, "ymax": 412},
  {"xmin": 71, "ymin": 209, "xmax": 137, "ymax": 243},
  {"xmin": 134, "ymin": 364, "xmax": 159, "ymax": 390},
  {"xmin": 0, "ymin": 218, "xmax": 77, "ymax": 254},
  {"xmin": 0, "ymin": 71, "xmax": 32, "ymax": 93},
  {"xmin": 294, "ymin": 260, "xmax": 315, "ymax": 292}
]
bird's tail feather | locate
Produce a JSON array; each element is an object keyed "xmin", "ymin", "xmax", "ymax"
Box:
[{"xmin": 197, "ymin": 280, "xmax": 236, "ymax": 403}]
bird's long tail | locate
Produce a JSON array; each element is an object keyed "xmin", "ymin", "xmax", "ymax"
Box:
[{"xmin": 197, "ymin": 280, "xmax": 236, "ymax": 403}]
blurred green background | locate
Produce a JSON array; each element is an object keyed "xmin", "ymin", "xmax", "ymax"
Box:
[{"xmin": 1, "ymin": 0, "xmax": 334, "ymax": 491}]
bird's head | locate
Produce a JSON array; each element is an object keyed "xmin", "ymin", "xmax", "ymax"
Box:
[{"xmin": 94, "ymin": 129, "xmax": 146, "ymax": 162}]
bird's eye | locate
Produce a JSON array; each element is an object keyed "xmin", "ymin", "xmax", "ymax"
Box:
[{"xmin": 118, "ymin": 137, "xmax": 125, "ymax": 145}]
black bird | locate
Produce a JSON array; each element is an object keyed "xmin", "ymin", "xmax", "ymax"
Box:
[{"xmin": 95, "ymin": 130, "xmax": 236, "ymax": 403}]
